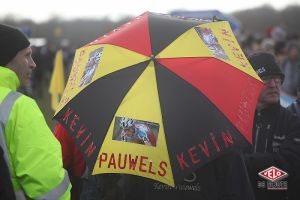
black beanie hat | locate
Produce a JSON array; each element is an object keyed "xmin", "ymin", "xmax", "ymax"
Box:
[
  {"xmin": 0, "ymin": 24, "xmax": 30, "ymax": 66},
  {"xmin": 248, "ymin": 52, "xmax": 284, "ymax": 81}
]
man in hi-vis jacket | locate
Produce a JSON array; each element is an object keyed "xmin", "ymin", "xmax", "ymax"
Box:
[{"xmin": 0, "ymin": 24, "xmax": 71, "ymax": 199}]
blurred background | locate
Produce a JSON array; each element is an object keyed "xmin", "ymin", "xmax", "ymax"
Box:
[{"xmin": 2, "ymin": 0, "xmax": 300, "ymax": 129}]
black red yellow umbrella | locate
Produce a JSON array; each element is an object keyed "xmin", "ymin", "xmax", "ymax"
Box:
[{"xmin": 54, "ymin": 12, "xmax": 263, "ymax": 187}]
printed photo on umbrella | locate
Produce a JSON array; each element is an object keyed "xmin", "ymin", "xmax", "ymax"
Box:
[
  {"xmin": 79, "ymin": 47, "xmax": 103, "ymax": 87},
  {"xmin": 195, "ymin": 27, "xmax": 229, "ymax": 60},
  {"xmin": 113, "ymin": 116, "xmax": 159, "ymax": 147}
]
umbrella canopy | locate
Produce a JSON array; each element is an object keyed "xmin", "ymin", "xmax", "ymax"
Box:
[
  {"xmin": 170, "ymin": 10, "xmax": 241, "ymax": 34},
  {"xmin": 54, "ymin": 12, "xmax": 263, "ymax": 187}
]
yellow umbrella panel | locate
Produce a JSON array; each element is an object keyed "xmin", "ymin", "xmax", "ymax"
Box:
[{"xmin": 94, "ymin": 61, "xmax": 174, "ymax": 186}]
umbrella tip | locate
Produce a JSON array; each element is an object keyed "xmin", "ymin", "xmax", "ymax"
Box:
[{"xmin": 150, "ymin": 54, "xmax": 155, "ymax": 61}]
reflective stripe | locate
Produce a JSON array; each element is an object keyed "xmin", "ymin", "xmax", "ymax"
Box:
[
  {"xmin": 1, "ymin": 92, "xmax": 70, "ymax": 199},
  {"xmin": 35, "ymin": 170, "xmax": 70, "ymax": 200},
  {"xmin": 15, "ymin": 190, "xmax": 27, "ymax": 200},
  {"xmin": 0, "ymin": 91, "xmax": 22, "ymax": 174},
  {"xmin": 0, "ymin": 91, "xmax": 23, "ymax": 199}
]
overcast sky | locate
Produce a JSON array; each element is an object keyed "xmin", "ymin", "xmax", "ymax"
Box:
[{"xmin": 1, "ymin": 0, "xmax": 299, "ymax": 22}]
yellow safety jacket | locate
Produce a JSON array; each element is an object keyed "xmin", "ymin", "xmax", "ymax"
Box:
[{"xmin": 0, "ymin": 66, "xmax": 71, "ymax": 199}]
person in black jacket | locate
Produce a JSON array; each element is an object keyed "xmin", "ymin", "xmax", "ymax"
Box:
[
  {"xmin": 245, "ymin": 52, "xmax": 300, "ymax": 200},
  {"xmin": 286, "ymin": 92, "xmax": 300, "ymax": 199},
  {"xmin": 0, "ymin": 146, "xmax": 16, "ymax": 200}
]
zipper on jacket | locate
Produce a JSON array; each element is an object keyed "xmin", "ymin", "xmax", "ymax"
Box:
[
  {"xmin": 264, "ymin": 124, "xmax": 271, "ymax": 153},
  {"xmin": 254, "ymin": 112, "xmax": 261, "ymax": 153}
]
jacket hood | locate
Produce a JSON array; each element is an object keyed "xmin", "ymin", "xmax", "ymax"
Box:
[{"xmin": 0, "ymin": 66, "xmax": 20, "ymax": 91}]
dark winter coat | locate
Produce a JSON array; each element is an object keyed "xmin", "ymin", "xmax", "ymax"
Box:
[
  {"xmin": 245, "ymin": 103, "xmax": 300, "ymax": 200},
  {"xmin": 0, "ymin": 146, "xmax": 16, "ymax": 200}
]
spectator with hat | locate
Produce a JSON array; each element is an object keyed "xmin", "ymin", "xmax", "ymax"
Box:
[
  {"xmin": 244, "ymin": 52, "xmax": 300, "ymax": 200},
  {"xmin": 0, "ymin": 23, "xmax": 71, "ymax": 199}
]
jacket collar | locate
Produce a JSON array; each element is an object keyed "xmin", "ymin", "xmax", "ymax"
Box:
[
  {"xmin": 0, "ymin": 66, "xmax": 20, "ymax": 91},
  {"xmin": 256, "ymin": 103, "xmax": 281, "ymax": 115}
]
